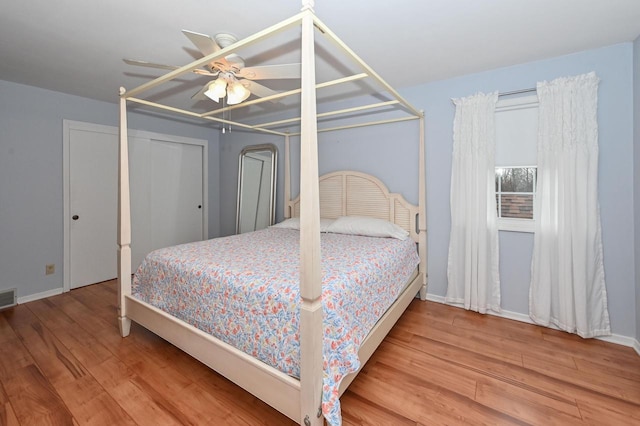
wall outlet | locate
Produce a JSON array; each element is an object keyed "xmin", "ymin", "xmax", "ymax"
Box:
[{"xmin": 45, "ymin": 264, "xmax": 55, "ymax": 275}]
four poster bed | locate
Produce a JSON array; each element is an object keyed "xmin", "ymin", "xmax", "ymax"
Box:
[{"xmin": 117, "ymin": 2, "xmax": 426, "ymax": 425}]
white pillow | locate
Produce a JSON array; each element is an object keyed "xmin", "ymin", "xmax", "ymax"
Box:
[
  {"xmin": 325, "ymin": 216, "xmax": 409, "ymax": 240},
  {"xmin": 271, "ymin": 217, "xmax": 335, "ymax": 232}
]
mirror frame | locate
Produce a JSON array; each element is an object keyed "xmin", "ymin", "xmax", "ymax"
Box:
[{"xmin": 236, "ymin": 144, "xmax": 277, "ymax": 234}]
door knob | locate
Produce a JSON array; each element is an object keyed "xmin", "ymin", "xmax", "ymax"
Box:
[
  {"xmin": 198, "ymin": 205, "xmax": 202, "ymax": 209},
  {"xmin": 72, "ymin": 215, "xmax": 79, "ymax": 220}
]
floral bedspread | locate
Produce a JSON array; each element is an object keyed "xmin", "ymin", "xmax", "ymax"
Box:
[{"xmin": 132, "ymin": 227, "xmax": 419, "ymax": 425}]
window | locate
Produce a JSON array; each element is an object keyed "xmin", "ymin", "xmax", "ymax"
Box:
[
  {"xmin": 495, "ymin": 94, "xmax": 538, "ymax": 232},
  {"xmin": 496, "ymin": 166, "xmax": 536, "ymax": 218}
]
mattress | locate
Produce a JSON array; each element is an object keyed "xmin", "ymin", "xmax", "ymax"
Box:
[{"xmin": 132, "ymin": 227, "xmax": 419, "ymax": 425}]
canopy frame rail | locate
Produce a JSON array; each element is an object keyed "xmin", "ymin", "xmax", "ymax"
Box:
[
  {"xmin": 119, "ymin": 10, "xmax": 421, "ymax": 133},
  {"xmin": 310, "ymin": 14, "xmax": 422, "ymax": 118},
  {"xmin": 201, "ymin": 73, "xmax": 369, "ymax": 118},
  {"xmin": 255, "ymin": 100, "xmax": 400, "ymax": 129},
  {"xmin": 126, "ymin": 97, "xmax": 289, "ymax": 137},
  {"xmin": 297, "ymin": 115, "xmax": 420, "ymax": 136}
]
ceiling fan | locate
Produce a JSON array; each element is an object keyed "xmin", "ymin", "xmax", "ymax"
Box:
[{"xmin": 124, "ymin": 30, "xmax": 300, "ymax": 105}]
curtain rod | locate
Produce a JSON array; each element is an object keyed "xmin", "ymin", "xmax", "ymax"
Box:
[
  {"xmin": 450, "ymin": 87, "xmax": 538, "ymax": 104},
  {"xmin": 499, "ymin": 87, "xmax": 536, "ymax": 97}
]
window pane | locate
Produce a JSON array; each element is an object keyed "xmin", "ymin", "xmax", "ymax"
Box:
[
  {"xmin": 499, "ymin": 194, "xmax": 533, "ymax": 219},
  {"xmin": 499, "ymin": 167, "xmax": 536, "ymax": 192}
]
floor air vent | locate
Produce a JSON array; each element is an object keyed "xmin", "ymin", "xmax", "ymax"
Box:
[{"xmin": 0, "ymin": 288, "xmax": 17, "ymax": 310}]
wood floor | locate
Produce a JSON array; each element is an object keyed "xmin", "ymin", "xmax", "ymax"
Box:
[{"xmin": 1, "ymin": 281, "xmax": 639, "ymax": 425}]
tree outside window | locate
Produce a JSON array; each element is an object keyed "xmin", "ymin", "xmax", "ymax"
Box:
[{"xmin": 495, "ymin": 166, "xmax": 536, "ymax": 219}]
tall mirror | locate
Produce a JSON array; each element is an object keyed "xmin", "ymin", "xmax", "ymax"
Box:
[{"xmin": 236, "ymin": 144, "xmax": 277, "ymax": 234}]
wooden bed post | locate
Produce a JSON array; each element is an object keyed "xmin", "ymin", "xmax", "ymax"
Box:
[
  {"xmin": 418, "ymin": 113, "xmax": 428, "ymax": 300},
  {"xmin": 418, "ymin": 111, "xmax": 427, "ymax": 300},
  {"xmin": 285, "ymin": 133, "xmax": 291, "ymax": 219},
  {"xmin": 299, "ymin": 1, "xmax": 323, "ymax": 425},
  {"xmin": 117, "ymin": 87, "xmax": 132, "ymax": 337}
]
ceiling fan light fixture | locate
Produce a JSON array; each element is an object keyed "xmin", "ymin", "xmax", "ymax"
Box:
[
  {"xmin": 204, "ymin": 78, "xmax": 227, "ymax": 102},
  {"xmin": 226, "ymin": 81, "xmax": 251, "ymax": 105}
]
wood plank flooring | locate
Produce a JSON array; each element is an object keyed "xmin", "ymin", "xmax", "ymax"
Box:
[{"xmin": 1, "ymin": 280, "xmax": 639, "ymax": 425}]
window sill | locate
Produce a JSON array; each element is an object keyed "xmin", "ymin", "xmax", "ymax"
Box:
[{"xmin": 498, "ymin": 218, "xmax": 535, "ymax": 233}]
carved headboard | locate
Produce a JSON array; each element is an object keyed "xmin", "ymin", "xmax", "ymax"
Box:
[{"xmin": 287, "ymin": 170, "xmax": 419, "ymax": 242}]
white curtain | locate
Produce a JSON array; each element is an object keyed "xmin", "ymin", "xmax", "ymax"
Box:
[
  {"xmin": 530, "ymin": 72, "xmax": 611, "ymax": 338},
  {"xmin": 446, "ymin": 92, "xmax": 501, "ymax": 314}
]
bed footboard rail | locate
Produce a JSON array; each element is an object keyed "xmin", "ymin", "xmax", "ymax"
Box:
[{"xmin": 125, "ymin": 296, "xmax": 302, "ymax": 420}]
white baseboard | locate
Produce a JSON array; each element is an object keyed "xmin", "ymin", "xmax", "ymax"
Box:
[
  {"xmin": 425, "ymin": 293, "xmax": 637, "ymax": 351},
  {"xmin": 18, "ymin": 287, "xmax": 64, "ymax": 304}
]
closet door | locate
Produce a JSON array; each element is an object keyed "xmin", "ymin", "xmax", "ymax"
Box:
[
  {"xmin": 64, "ymin": 121, "xmax": 207, "ymax": 290},
  {"xmin": 149, "ymin": 140, "xmax": 204, "ymax": 251},
  {"xmin": 129, "ymin": 137, "xmax": 151, "ymax": 270},
  {"xmin": 69, "ymin": 129, "xmax": 118, "ymax": 288}
]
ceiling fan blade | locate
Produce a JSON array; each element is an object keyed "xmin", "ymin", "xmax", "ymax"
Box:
[
  {"xmin": 123, "ymin": 58, "xmax": 179, "ymax": 71},
  {"xmin": 123, "ymin": 58, "xmax": 218, "ymax": 77},
  {"xmin": 182, "ymin": 30, "xmax": 220, "ymax": 55},
  {"xmin": 237, "ymin": 63, "xmax": 301, "ymax": 80},
  {"xmin": 242, "ymin": 80, "xmax": 279, "ymax": 99},
  {"xmin": 191, "ymin": 84, "xmax": 210, "ymax": 100},
  {"xmin": 182, "ymin": 30, "xmax": 230, "ymax": 70}
]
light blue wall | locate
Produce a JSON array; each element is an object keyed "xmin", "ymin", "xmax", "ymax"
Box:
[
  {"xmin": 634, "ymin": 35, "xmax": 640, "ymax": 343},
  {"xmin": 218, "ymin": 43, "xmax": 637, "ymax": 338},
  {"xmin": 414, "ymin": 43, "xmax": 635, "ymax": 338},
  {"xmin": 9, "ymin": 42, "xmax": 630, "ymax": 337},
  {"xmin": 0, "ymin": 80, "xmax": 219, "ymax": 300}
]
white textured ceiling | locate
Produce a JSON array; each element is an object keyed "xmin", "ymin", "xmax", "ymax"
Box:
[{"xmin": 1, "ymin": 0, "xmax": 639, "ymax": 112}]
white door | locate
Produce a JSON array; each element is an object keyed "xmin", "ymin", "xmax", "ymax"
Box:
[
  {"xmin": 149, "ymin": 140, "xmax": 204, "ymax": 250},
  {"xmin": 64, "ymin": 121, "xmax": 207, "ymax": 290},
  {"xmin": 69, "ymin": 129, "xmax": 118, "ymax": 288},
  {"xmin": 129, "ymin": 137, "xmax": 151, "ymax": 271}
]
